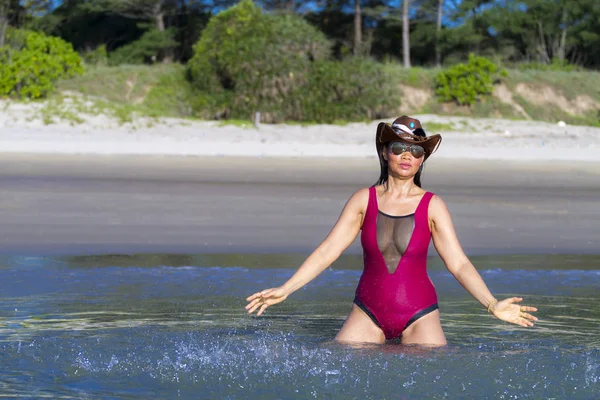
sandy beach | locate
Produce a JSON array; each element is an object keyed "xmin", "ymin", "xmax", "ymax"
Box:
[
  {"xmin": 0, "ymin": 153, "xmax": 598, "ymax": 256},
  {"xmin": 1, "ymin": 106, "xmax": 599, "ymax": 256},
  {"xmin": 1, "ymin": 101, "xmax": 600, "ymax": 161}
]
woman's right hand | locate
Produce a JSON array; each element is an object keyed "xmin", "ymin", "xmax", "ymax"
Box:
[{"xmin": 245, "ymin": 287, "xmax": 289, "ymax": 316}]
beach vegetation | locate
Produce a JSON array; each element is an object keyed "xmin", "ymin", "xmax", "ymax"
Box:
[
  {"xmin": 4, "ymin": 0, "xmax": 600, "ymax": 127},
  {"xmin": 82, "ymin": 45, "xmax": 108, "ymax": 66},
  {"xmin": 108, "ymin": 28, "xmax": 178, "ymax": 66},
  {"xmin": 516, "ymin": 58, "xmax": 581, "ymax": 72},
  {"xmin": 218, "ymin": 119, "xmax": 256, "ymax": 128},
  {"xmin": 0, "ymin": 28, "xmax": 84, "ymax": 99},
  {"xmin": 434, "ymin": 54, "xmax": 506, "ymax": 106},
  {"xmin": 295, "ymin": 57, "xmax": 398, "ymax": 123},
  {"xmin": 424, "ymin": 122, "xmax": 455, "ymax": 132},
  {"xmin": 186, "ymin": 0, "xmax": 396, "ymax": 123},
  {"xmin": 42, "ymin": 61, "xmax": 600, "ymax": 128}
]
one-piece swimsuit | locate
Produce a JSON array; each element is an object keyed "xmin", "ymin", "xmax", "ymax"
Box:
[{"xmin": 354, "ymin": 186, "xmax": 438, "ymax": 340}]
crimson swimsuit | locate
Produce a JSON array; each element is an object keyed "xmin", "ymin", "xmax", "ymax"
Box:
[{"xmin": 354, "ymin": 187, "xmax": 438, "ymax": 340}]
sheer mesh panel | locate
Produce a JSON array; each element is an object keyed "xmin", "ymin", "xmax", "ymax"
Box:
[{"xmin": 376, "ymin": 211, "xmax": 415, "ymax": 273}]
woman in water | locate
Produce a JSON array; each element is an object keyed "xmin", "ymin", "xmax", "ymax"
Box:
[{"xmin": 245, "ymin": 116, "xmax": 538, "ymax": 345}]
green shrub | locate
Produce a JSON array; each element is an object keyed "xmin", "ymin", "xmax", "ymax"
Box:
[
  {"xmin": 297, "ymin": 57, "xmax": 398, "ymax": 123},
  {"xmin": 83, "ymin": 45, "xmax": 108, "ymax": 66},
  {"xmin": 517, "ymin": 57, "xmax": 580, "ymax": 72},
  {"xmin": 0, "ymin": 29, "xmax": 84, "ymax": 99},
  {"xmin": 187, "ymin": 0, "xmax": 331, "ymax": 120},
  {"xmin": 435, "ymin": 54, "xmax": 506, "ymax": 106},
  {"xmin": 144, "ymin": 66, "xmax": 195, "ymax": 117},
  {"xmin": 109, "ymin": 28, "xmax": 178, "ymax": 65}
]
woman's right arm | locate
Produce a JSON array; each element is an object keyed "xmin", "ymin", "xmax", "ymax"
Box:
[{"xmin": 245, "ymin": 187, "xmax": 369, "ymax": 316}]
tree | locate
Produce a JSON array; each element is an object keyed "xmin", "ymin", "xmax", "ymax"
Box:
[
  {"xmin": 353, "ymin": 0, "xmax": 362, "ymax": 55},
  {"xmin": 257, "ymin": 0, "xmax": 310, "ymax": 13},
  {"xmin": 77, "ymin": 0, "xmax": 179, "ymax": 62},
  {"xmin": 0, "ymin": 0, "xmax": 8, "ymax": 46},
  {"xmin": 402, "ymin": 0, "xmax": 410, "ymax": 67},
  {"xmin": 436, "ymin": 0, "xmax": 443, "ymax": 66}
]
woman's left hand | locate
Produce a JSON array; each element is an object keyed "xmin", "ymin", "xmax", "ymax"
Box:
[{"xmin": 491, "ymin": 297, "xmax": 538, "ymax": 327}]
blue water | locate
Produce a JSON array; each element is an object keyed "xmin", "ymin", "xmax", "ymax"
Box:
[{"xmin": 1, "ymin": 254, "xmax": 599, "ymax": 398}]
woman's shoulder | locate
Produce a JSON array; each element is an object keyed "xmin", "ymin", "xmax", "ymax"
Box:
[
  {"xmin": 346, "ymin": 187, "xmax": 371, "ymax": 210},
  {"xmin": 350, "ymin": 187, "xmax": 371, "ymax": 201},
  {"xmin": 427, "ymin": 193, "xmax": 450, "ymax": 215}
]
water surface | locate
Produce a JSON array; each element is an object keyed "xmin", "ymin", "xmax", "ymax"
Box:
[{"xmin": 1, "ymin": 254, "xmax": 599, "ymax": 399}]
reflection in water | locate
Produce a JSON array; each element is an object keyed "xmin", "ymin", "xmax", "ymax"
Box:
[{"xmin": 0, "ymin": 253, "xmax": 599, "ymax": 398}]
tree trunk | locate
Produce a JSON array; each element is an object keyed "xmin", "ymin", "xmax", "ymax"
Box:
[
  {"xmin": 435, "ymin": 0, "xmax": 443, "ymax": 67},
  {"xmin": 353, "ymin": 0, "xmax": 362, "ymax": 56},
  {"xmin": 0, "ymin": 0, "xmax": 8, "ymax": 47},
  {"xmin": 402, "ymin": 0, "xmax": 411, "ymax": 68},
  {"xmin": 0, "ymin": 17, "xmax": 7, "ymax": 47},
  {"xmin": 155, "ymin": 7, "xmax": 165, "ymax": 32},
  {"xmin": 154, "ymin": 3, "xmax": 173, "ymax": 63},
  {"xmin": 557, "ymin": 5, "xmax": 568, "ymax": 61},
  {"xmin": 537, "ymin": 20, "xmax": 550, "ymax": 64},
  {"xmin": 364, "ymin": 27, "xmax": 374, "ymax": 56}
]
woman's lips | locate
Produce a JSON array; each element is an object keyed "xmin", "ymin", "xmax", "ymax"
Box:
[{"xmin": 399, "ymin": 163, "xmax": 412, "ymax": 169}]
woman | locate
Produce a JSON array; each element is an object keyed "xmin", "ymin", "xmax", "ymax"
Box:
[{"xmin": 245, "ymin": 116, "xmax": 538, "ymax": 345}]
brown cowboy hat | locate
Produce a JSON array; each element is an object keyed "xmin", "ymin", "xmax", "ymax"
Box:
[{"xmin": 376, "ymin": 116, "xmax": 442, "ymax": 160}]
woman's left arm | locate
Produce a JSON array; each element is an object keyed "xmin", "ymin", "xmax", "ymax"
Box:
[{"xmin": 429, "ymin": 195, "xmax": 538, "ymax": 327}]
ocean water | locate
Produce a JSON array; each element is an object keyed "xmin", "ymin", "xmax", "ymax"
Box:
[{"xmin": 1, "ymin": 253, "xmax": 599, "ymax": 399}]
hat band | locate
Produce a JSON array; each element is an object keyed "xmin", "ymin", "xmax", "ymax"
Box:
[{"xmin": 391, "ymin": 123, "xmax": 414, "ymax": 135}]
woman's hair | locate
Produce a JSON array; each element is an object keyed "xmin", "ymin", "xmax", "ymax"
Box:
[{"xmin": 375, "ymin": 144, "xmax": 423, "ymax": 188}]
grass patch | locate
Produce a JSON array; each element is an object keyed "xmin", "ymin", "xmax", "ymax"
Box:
[
  {"xmin": 218, "ymin": 119, "xmax": 256, "ymax": 128},
  {"xmin": 30, "ymin": 92, "xmax": 160, "ymax": 127},
  {"xmin": 56, "ymin": 63, "xmax": 180, "ymax": 104},
  {"xmin": 424, "ymin": 122, "xmax": 455, "ymax": 131},
  {"xmin": 383, "ymin": 65, "xmax": 439, "ymax": 90},
  {"xmin": 507, "ymin": 69, "xmax": 600, "ymax": 102},
  {"xmin": 37, "ymin": 95, "xmax": 86, "ymax": 125},
  {"xmin": 48, "ymin": 63, "xmax": 600, "ymax": 126}
]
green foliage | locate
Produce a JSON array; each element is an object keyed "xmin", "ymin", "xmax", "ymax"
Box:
[
  {"xmin": 144, "ymin": 65, "xmax": 195, "ymax": 117},
  {"xmin": 425, "ymin": 122, "xmax": 455, "ymax": 132},
  {"xmin": 296, "ymin": 57, "xmax": 399, "ymax": 123},
  {"xmin": 82, "ymin": 45, "xmax": 108, "ymax": 66},
  {"xmin": 56, "ymin": 63, "xmax": 192, "ymax": 120},
  {"xmin": 109, "ymin": 28, "xmax": 178, "ymax": 65},
  {"xmin": 187, "ymin": 0, "xmax": 332, "ymax": 120},
  {"xmin": 517, "ymin": 58, "xmax": 581, "ymax": 72},
  {"xmin": 435, "ymin": 54, "xmax": 506, "ymax": 106},
  {"xmin": 0, "ymin": 29, "xmax": 84, "ymax": 99}
]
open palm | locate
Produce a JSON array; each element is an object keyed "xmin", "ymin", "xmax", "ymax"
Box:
[
  {"xmin": 245, "ymin": 287, "xmax": 289, "ymax": 316},
  {"xmin": 492, "ymin": 297, "xmax": 538, "ymax": 327}
]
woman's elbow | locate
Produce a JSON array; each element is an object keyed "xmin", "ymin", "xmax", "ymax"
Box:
[
  {"xmin": 314, "ymin": 242, "xmax": 343, "ymax": 265},
  {"xmin": 444, "ymin": 256, "xmax": 470, "ymax": 277}
]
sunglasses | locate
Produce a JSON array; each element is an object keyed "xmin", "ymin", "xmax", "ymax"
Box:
[{"xmin": 388, "ymin": 142, "xmax": 425, "ymax": 158}]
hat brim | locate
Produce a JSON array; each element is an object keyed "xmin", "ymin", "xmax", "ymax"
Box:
[{"xmin": 376, "ymin": 122, "xmax": 442, "ymax": 160}]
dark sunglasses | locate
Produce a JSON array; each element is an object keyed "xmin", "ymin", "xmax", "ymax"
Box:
[{"xmin": 388, "ymin": 142, "xmax": 425, "ymax": 158}]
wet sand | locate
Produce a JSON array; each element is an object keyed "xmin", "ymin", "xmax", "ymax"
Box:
[{"xmin": 0, "ymin": 153, "xmax": 599, "ymax": 256}]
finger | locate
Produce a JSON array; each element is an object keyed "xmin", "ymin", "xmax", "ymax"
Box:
[
  {"xmin": 247, "ymin": 302, "xmax": 262, "ymax": 314},
  {"xmin": 521, "ymin": 312, "xmax": 538, "ymax": 321},
  {"xmin": 247, "ymin": 297, "xmax": 265, "ymax": 313},
  {"xmin": 256, "ymin": 303, "xmax": 269, "ymax": 317},
  {"xmin": 509, "ymin": 297, "xmax": 523, "ymax": 304},
  {"xmin": 520, "ymin": 318, "xmax": 534, "ymax": 327},
  {"xmin": 245, "ymin": 298, "xmax": 261, "ymax": 310},
  {"xmin": 246, "ymin": 292, "xmax": 262, "ymax": 302},
  {"xmin": 246, "ymin": 289, "xmax": 274, "ymax": 302},
  {"xmin": 520, "ymin": 306, "xmax": 538, "ymax": 312}
]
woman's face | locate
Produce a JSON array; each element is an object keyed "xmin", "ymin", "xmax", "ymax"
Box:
[{"xmin": 383, "ymin": 141, "xmax": 424, "ymax": 178}]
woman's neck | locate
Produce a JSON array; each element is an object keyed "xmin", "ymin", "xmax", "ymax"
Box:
[{"xmin": 383, "ymin": 176, "xmax": 419, "ymax": 197}]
